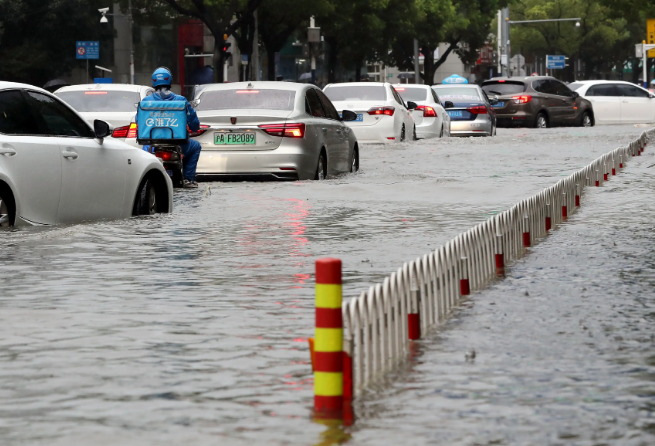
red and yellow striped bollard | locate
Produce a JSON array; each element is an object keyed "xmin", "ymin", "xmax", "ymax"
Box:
[{"xmin": 314, "ymin": 258, "xmax": 343, "ymax": 417}]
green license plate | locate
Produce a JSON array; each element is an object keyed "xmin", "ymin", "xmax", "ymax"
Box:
[{"xmin": 214, "ymin": 132, "xmax": 256, "ymax": 145}]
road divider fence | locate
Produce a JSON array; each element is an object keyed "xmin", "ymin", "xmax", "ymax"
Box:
[{"xmin": 312, "ymin": 130, "xmax": 653, "ymax": 418}]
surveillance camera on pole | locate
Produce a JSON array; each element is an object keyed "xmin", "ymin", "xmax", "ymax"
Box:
[{"xmin": 98, "ymin": 7, "xmax": 109, "ymax": 23}]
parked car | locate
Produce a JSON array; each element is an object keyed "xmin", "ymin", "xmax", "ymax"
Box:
[
  {"xmin": 55, "ymin": 83, "xmax": 154, "ymax": 146},
  {"xmin": 0, "ymin": 81, "xmax": 172, "ymax": 227},
  {"xmin": 323, "ymin": 82, "xmax": 416, "ymax": 143},
  {"xmin": 187, "ymin": 82, "xmax": 359, "ymax": 181},
  {"xmin": 481, "ymin": 76, "xmax": 594, "ymax": 128},
  {"xmin": 433, "ymin": 84, "xmax": 497, "ymax": 136},
  {"xmin": 395, "ymin": 84, "xmax": 450, "ymax": 138},
  {"xmin": 568, "ymin": 80, "xmax": 655, "ymax": 124}
]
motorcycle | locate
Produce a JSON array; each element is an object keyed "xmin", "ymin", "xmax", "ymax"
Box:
[{"xmin": 152, "ymin": 145, "xmax": 184, "ymax": 188}]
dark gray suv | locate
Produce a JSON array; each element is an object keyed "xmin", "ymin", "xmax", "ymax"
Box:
[{"xmin": 481, "ymin": 76, "xmax": 594, "ymax": 128}]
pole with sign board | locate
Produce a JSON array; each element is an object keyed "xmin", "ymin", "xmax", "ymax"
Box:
[{"xmin": 76, "ymin": 41, "xmax": 99, "ymax": 83}]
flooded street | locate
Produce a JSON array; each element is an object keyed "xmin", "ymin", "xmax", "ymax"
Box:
[{"xmin": 0, "ymin": 125, "xmax": 653, "ymax": 445}]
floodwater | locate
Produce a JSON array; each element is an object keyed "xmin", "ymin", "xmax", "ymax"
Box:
[{"xmin": 0, "ymin": 125, "xmax": 651, "ymax": 445}]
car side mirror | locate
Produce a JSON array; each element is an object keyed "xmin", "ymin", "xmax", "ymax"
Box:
[
  {"xmin": 407, "ymin": 101, "xmax": 418, "ymax": 110},
  {"xmin": 341, "ymin": 110, "xmax": 358, "ymax": 122},
  {"xmin": 94, "ymin": 119, "xmax": 112, "ymax": 141},
  {"xmin": 191, "ymin": 99, "xmax": 200, "ymax": 108},
  {"xmin": 444, "ymin": 101, "xmax": 454, "ymax": 109},
  {"xmin": 489, "ymin": 96, "xmax": 499, "ymax": 105},
  {"xmin": 571, "ymin": 91, "xmax": 580, "ymax": 99}
]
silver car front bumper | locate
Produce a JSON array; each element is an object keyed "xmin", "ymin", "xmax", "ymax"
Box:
[{"xmin": 450, "ymin": 116, "xmax": 493, "ymax": 136}]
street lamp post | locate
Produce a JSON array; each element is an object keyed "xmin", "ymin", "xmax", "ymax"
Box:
[{"xmin": 100, "ymin": 2, "xmax": 134, "ymax": 84}]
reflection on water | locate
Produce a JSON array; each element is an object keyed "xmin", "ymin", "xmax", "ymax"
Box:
[{"xmin": 0, "ymin": 126, "xmax": 651, "ymax": 445}]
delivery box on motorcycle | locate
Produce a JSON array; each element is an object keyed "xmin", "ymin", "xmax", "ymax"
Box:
[{"xmin": 136, "ymin": 101, "xmax": 188, "ymax": 145}]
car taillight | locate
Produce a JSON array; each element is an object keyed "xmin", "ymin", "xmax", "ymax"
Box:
[
  {"xmin": 367, "ymin": 106, "xmax": 395, "ymax": 116},
  {"xmin": 416, "ymin": 105, "xmax": 437, "ymax": 118},
  {"xmin": 511, "ymin": 95, "xmax": 532, "ymax": 104},
  {"xmin": 258, "ymin": 123, "xmax": 305, "ymax": 138},
  {"xmin": 467, "ymin": 105, "xmax": 488, "ymax": 114},
  {"xmin": 112, "ymin": 125, "xmax": 129, "ymax": 138},
  {"xmin": 189, "ymin": 124, "xmax": 210, "ymax": 137},
  {"xmin": 127, "ymin": 122, "xmax": 137, "ymax": 138}
]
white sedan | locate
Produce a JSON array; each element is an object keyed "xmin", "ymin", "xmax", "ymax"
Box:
[
  {"xmin": 568, "ymin": 80, "xmax": 655, "ymax": 124},
  {"xmin": 55, "ymin": 83, "xmax": 153, "ymax": 146},
  {"xmin": 323, "ymin": 82, "xmax": 416, "ymax": 143},
  {"xmin": 0, "ymin": 82, "xmax": 172, "ymax": 227},
  {"xmin": 395, "ymin": 84, "xmax": 450, "ymax": 138}
]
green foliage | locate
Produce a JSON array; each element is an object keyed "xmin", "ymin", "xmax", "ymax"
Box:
[{"xmin": 0, "ymin": 0, "xmax": 115, "ymax": 86}]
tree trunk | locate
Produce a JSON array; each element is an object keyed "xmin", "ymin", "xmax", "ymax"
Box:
[
  {"xmin": 355, "ymin": 64, "xmax": 361, "ymax": 81},
  {"xmin": 267, "ymin": 48, "xmax": 276, "ymax": 80},
  {"xmin": 422, "ymin": 43, "xmax": 436, "ymax": 85},
  {"xmin": 430, "ymin": 41, "xmax": 458, "ymax": 84},
  {"xmin": 326, "ymin": 36, "xmax": 339, "ymax": 84}
]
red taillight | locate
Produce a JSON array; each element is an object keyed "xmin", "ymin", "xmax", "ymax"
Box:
[
  {"xmin": 154, "ymin": 150, "xmax": 179, "ymax": 161},
  {"xmin": 258, "ymin": 123, "xmax": 305, "ymax": 138},
  {"xmin": 189, "ymin": 124, "xmax": 210, "ymax": 137},
  {"xmin": 236, "ymin": 90, "xmax": 260, "ymax": 94},
  {"xmin": 112, "ymin": 125, "xmax": 129, "ymax": 138},
  {"xmin": 467, "ymin": 105, "xmax": 488, "ymax": 114},
  {"xmin": 127, "ymin": 122, "xmax": 137, "ymax": 138},
  {"xmin": 511, "ymin": 95, "xmax": 532, "ymax": 104},
  {"xmin": 367, "ymin": 106, "xmax": 395, "ymax": 116},
  {"xmin": 416, "ymin": 105, "xmax": 437, "ymax": 118}
]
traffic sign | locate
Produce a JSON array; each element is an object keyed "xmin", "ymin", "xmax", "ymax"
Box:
[
  {"xmin": 647, "ymin": 19, "xmax": 655, "ymax": 57},
  {"xmin": 546, "ymin": 55, "xmax": 566, "ymax": 69},
  {"xmin": 76, "ymin": 41, "xmax": 99, "ymax": 60}
]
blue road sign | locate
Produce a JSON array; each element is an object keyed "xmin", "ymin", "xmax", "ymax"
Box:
[
  {"xmin": 546, "ymin": 55, "xmax": 566, "ymax": 69},
  {"xmin": 76, "ymin": 41, "xmax": 99, "ymax": 60}
]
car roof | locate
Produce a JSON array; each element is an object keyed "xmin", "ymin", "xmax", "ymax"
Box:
[
  {"xmin": 0, "ymin": 81, "xmax": 51, "ymax": 94},
  {"xmin": 393, "ymin": 84, "xmax": 431, "ymax": 89},
  {"xmin": 324, "ymin": 82, "xmax": 390, "ymax": 87},
  {"xmin": 55, "ymin": 83, "xmax": 149, "ymax": 93},
  {"xmin": 571, "ymin": 80, "xmax": 639, "ymax": 85},
  {"xmin": 200, "ymin": 81, "xmax": 312, "ymax": 94},
  {"xmin": 433, "ymin": 84, "xmax": 480, "ymax": 88}
]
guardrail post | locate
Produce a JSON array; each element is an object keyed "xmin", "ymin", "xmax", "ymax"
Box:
[
  {"xmin": 314, "ymin": 258, "xmax": 343, "ymax": 417},
  {"xmin": 595, "ymin": 169, "xmax": 600, "ymax": 187},
  {"xmin": 611, "ymin": 156, "xmax": 616, "ymax": 176},
  {"xmin": 408, "ymin": 270, "xmax": 420, "ymax": 340},
  {"xmin": 460, "ymin": 257, "xmax": 470, "ymax": 296},
  {"xmin": 495, "ymin": 234, "xmax": 505, "ymax": 276},
  {"xmin": 562, "ymin": 192, "xmax": 568, "ymax": 221},
  {"xmin": 575, "ymin": 184, "xmax": 580, "ymax": 207},
  {"xmin": 545, "ymin": 203, "xmax": 551, "ymax": 232},
  {"xmin": 522, "ymin": 216, "xmax": 531, "ymax": 248},
  {"xmin": 619, "ymin": 154, "xmax": 623, "ymax": 169},
  {"xmin": 342, "ymin": 334, "xmax": 354, "ymax": 425},
  {"xmin": 603, "ymin": 163, "xmax": 608, "ymax": 182}
]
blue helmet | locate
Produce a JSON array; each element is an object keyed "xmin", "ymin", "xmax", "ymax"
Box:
[{"xmin": 152, "ymin": 67, "xmax": 172, "ymax": 88}]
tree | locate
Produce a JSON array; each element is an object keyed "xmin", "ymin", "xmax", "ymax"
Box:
[
  {"xmin": 156, "ymin": 0, "xmax": 264, "ymax": 82},
  {"xmin": 0, "ymin": 0, "xmax": 114, "ymax": 86}
]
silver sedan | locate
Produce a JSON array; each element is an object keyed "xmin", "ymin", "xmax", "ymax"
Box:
[
  {"xmin": 432, "ymin": 84, "xmax": 497, "ymax": 137},
  {"xmin": 193, "ymin": 82, "xmax": 360, "ymax": 181}
]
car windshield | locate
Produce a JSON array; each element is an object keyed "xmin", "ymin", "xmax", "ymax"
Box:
[
  {"xmin": 394, "ymin": 87, "xmax": 428, "ymax": 102},
  {"xmin": 481, "ymin": 81, "xmax": 526, "ymax": 95},
  {"xmin": 196, "ymin": 89, "xmax": 296, "ymax": 111},
  {"xmin": 55, "ymin": 90, "xmax": 141, "ymax": 112},
  {"xmin": 323, "ymin": 86, "xmax": 386, "ymax": 101},
  {"xmin": 568, "ymin": 82, "xmax": 584, "ymax": 91},
  {"xmin": 433, "ymin": 87, "xmax": 481, "ymax": 101}
]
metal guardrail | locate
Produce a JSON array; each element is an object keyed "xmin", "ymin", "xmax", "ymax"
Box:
[{"xmin": 340, "ymin": 130, "xmax": 653, "ymax": 396}]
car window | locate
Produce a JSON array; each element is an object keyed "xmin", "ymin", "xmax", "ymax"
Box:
[
  {"xmin": 568, "ymin": 82, "xmax": 584, "ymax": 91},
  {"xmin": 390, "ymin": 87, "xmax": 404, "ymax": 106},
  {"xmin": 0, "ymin": 90, "xmax": 40, "ymax": 135},
  {"xmin": 432, "ymin": 87, "xmax": 481, "ymax": 101},
  {"xmin": 587, "ymin": 84, "xmax": 619, "ymax": 97},
  {"xmin": 395, "ymin": 87, "xmax": 428, "ymax": 102},
  {"xmin": 315, "ymin": 89, "xmax": 341, "ymax": 121},
  {"xmin": 481, "ymin": 90, "xmax": 491, "ymax": 105},
  {"xmin": 616, "ymin": 84, "xmax": 650, "ymax": 98},
  {"xmin": 196, "ymin": 89, "xmax": 296, "ymax": 111},
  {"xmin": 323, "ymin": 85, "xmax": 386, "ymax": 101},
  {"xmin": 55, "ymin": 90, "xmax": 141, "ymax": 112},
  {"xmin": 536, "ymin": 79, "xmax": 558, "ymax": 95},
  {"xmin": 482, "ymin": 81, "xmax": 526, "ymax": 95},
  {"xmin": 26, "ymin": 91, "xmax": 94, "ymax": 137},
  {"xmin": 305, "ymin": 89, "xmax": 326, "ymax": 118},
  {"xmin": 551, "ymin": 80, "xmax": 573, "ymax": 97},
  {"xmin": 432, "ymin": 90, "xmax": 441, "ymax": 103}
]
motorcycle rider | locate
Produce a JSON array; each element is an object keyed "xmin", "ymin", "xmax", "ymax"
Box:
[{"xmin": 144, "ymin": 67, "xmax": 201, "ymax": 189}]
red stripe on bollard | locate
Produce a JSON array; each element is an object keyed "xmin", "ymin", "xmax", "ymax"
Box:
[
  {"xmin": 316, "ymin": 258, "xmax": 342, "ymax": 284},
  {"xmin": 595, "ymin": 180, "xmax": 600, "ymax": 187},
  {"xmin": 315, "ymin": 352, "xmax": 344, "ymax": 372},
  {"xmin": 314, "ymin": 396, "xmax": 343, "ymax": 413},
  {"xmin": 562, "ymin": 205, "xmax": 568, "ymax": 220},
  {"xmin": 575, "ymin": 195, "xmax": 580, "ymax": 207},
  {"xmin": 495, "ymin": 253, "xmax": 504, "ymax": 270},
  {"xmin": 408, "ymin": 313, "xmax": 420, "ymax": 340},
  {"xmin": 523, "ymin": 232, "xmax": 530, "ymax": 247},
  {"xmin": 342, "ymin": 351, "xmax": 353, "ymax": 400},
  {"xmin": 604, "ymin": 173, "xmax": 608, "ymax": 181},
  {"xmin": 315, "ymin": 308, "xmax": 343, "ymax": 328},
  {"xmin": 620, "ymin": 162, "xmax": 623, "ymax": 168},
  {"xmin": 460, "ymin": 279, "xmax": 470, "ymax": 296},
  {"xmin": 612, "ymin": 168, "xmax": 616, "ymax": 176},
  {"xmin": 545, "ymin": 216, "xmax": 551, "ymax": 232}
]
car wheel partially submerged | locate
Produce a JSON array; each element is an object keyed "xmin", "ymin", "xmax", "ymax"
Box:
[
  {"xmin": 535, "ymin": 112, "xmax": 548, "ymax": 129},
  {"xmin": 351, "ymin": 147, "xmax": 359, "ymax": 173},
  {"xmin": 133, "ymin": 178, "xmax": 157, "ymax": 216},
  {"xmin": 315, "ymin": 151, "xmax": 327, "ymax": 180},
  {"xmin": 0, "ymin": 188, "xmax": 14, "ymax": 228},
  {"xmin": 400, "ymin": 124, "xmax": 406, "ymax": 142},
  {"xmin": 581, "ymin": 111, "xmax": 593, "ymax": 127}
]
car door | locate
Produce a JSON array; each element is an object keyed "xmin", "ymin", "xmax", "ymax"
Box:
[
  {"xmin": 0, "ymin": 89, "xmax": 62, "ymax": 225},
  {"xmin": 616, "ymin": 84, "xmax": 653, "ymax": 123},
  {"xmin": 432, "ymin": 89, "xmax": 449, "ymax": 136},
  {"xmin": 584, "ymin": 84, "xmax": 621, "ymax": 124},
  {"xmin": 551, "ymin": 80, "xmax": 577, "ymax": 122},
  {"xmin": 537, "ymin": 80, "xmax": 565, "ymax": 124},
  {"xmin": 25, "ymin": 91, "xmax": 129, "ymax": 224},
  {"xmin": 390, "ymin": 86, "xmax": 413, "ymax": 137},
  {"xmin": 306, "ymin": 88, "xmax": 341, "ymax": 175},
  {"xmin": 316, "ymin": 89, "xmax": 350, "ymax": 173}
]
